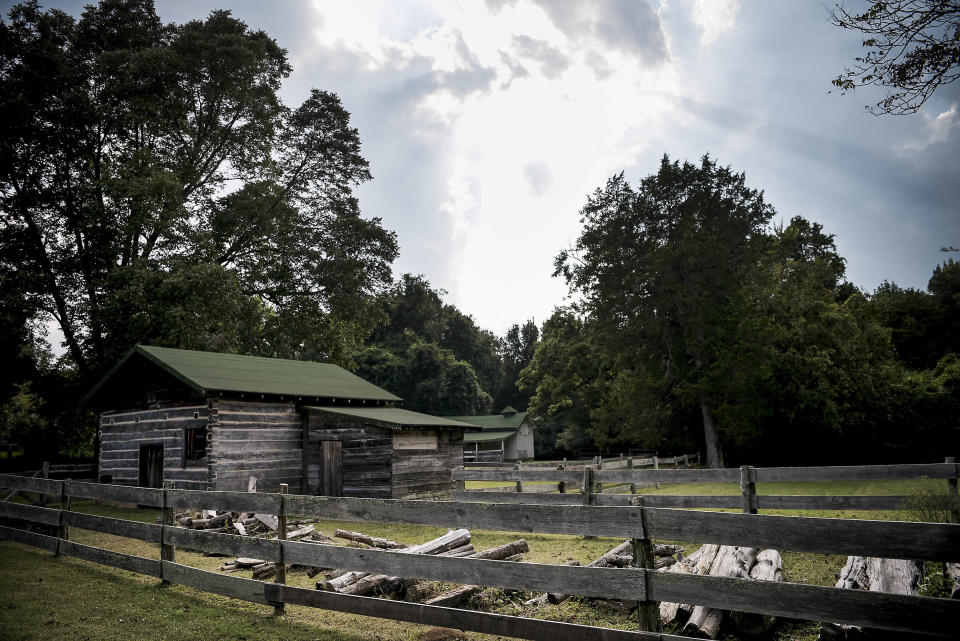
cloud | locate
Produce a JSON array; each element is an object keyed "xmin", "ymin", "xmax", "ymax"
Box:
[
  {"xmin": 897, "ymin": 104, "xmax": 959, "ymax": 153},
  {"xmin": 691, "ymin": 0, "xmax": 739, "ymax": 47},
  {"xmin": 523, "ymin": 161, "xmax": 553, "ymax": 196},
  {"xmin": 512, "ymin": 34, "xmax": 570, "ymax": 79}
]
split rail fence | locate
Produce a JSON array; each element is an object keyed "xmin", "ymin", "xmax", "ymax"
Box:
[
  {"xmin": 454, "ymin": 457, "xmax": 960, "ymax": 517},
  {"xmin": 0, "ymin": 471, "xmax": 958, "ymax": 639}
]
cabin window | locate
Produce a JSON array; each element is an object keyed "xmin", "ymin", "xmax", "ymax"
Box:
[{"xmin": 184, "ymin": 427, "xmax": 207, "ymax": 462}]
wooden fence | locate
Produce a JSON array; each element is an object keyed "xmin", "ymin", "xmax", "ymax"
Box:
[
  {"xmin": 453, "ymin": 458, "xmax": 960, "ymax": 518},
  {"xmin": 0, "ymin": 473, "xmax": 958, "ymax": 639}
]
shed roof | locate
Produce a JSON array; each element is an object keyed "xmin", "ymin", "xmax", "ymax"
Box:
[
  {"xmin": 444, "ymin": 410, "xmax": 529, "ymax": 431},
  {"xmin": 302, "ymin": 406, "xmax": 475, "ymax": 430},
  {"xmin": 86, "ymin": 345, "xmax": 401, "ymax": 403},
  {"xmin": 464, "ymin": 429, "xmax": 516, "ymax": 443}
]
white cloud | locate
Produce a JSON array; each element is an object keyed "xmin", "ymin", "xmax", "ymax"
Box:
[
  {"xmin": 691, "ymin": 0, "xmax": 739, "ymax": 47},
  {"xmin": 897, "ymin": 104, "xmax": 959, "ymax": 153}
]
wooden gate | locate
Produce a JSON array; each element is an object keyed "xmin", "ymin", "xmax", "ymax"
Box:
[
  {"xmin": 319, "ymin": 441, "xmax": 343, "ymax": 496},
  {"xmin": 138, "ymin": 444, "xmax": 163, "ymax": 488}
]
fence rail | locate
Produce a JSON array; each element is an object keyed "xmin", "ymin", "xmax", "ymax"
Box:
[
  {"xmin": 0, "ymin": 474, "xmax": 958, "ymax": 638},
  {"xmin": 453, "ymin": 458, "xmax": 960, "ymax": 515}
]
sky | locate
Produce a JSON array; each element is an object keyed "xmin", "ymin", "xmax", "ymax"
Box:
[{"xmin": 7, "ymin": 0, "xmax": 960, "ymax": 337}]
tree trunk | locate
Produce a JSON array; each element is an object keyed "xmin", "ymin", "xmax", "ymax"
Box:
[
  {"xmin": 700, "ymin": 400, "xmax": 725, "ymax": 469},
  {"xmin": 660, "ymin": 544, "xmax": 720, "ymax": 625},
  {"xmin": 334, "ymin": 529, "xmax": 407, "ymax": 549},
  {"xmin": 424, "ymin": 585, "xmax": 481, "ymax": 607},
  {"xmin": 729, "ymin": 549, "xmax": 783, "ymax": 636}
]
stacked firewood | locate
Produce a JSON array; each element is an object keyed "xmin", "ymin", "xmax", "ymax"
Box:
[{"xmin": 659, "ymin": 544, "xmax": 784, "ymax": 639}]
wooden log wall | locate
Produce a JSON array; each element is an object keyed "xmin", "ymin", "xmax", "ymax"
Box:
[
  {"xmin": 98, "ymin": 405, "xmax": 210, "ymax": 490},
  {"xmin": 392, "ymin": 430, "xmax": 463, "ymax": 498},
  {"xmin": 208, "ymin": 400, "xmax": 303, "ymax": 493},
  {"xmin": 305, "ymin": 414, "xmax": 392, "ymax": 498}
]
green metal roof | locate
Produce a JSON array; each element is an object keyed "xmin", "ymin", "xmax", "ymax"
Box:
[
  {"xmin": 86, "ymin": 345, "xmax": 401, "ymax": 403},
  {"xmin": 302, "ymin": 406, "xmax": 475, "ymax": 430},
  {"xmin": 445, "ymin": 410, "xmax": 529, "ymax": 431},
  {"xmin": 464, "ymin": 430, "xmax": 516, "ymax": 443}
]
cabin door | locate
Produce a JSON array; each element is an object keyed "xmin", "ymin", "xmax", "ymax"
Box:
[
  {"xmin": 138, "ymin": 444, "xmax": 164, "ymax": 488},
  {"xmin": 319, "ymin": 441, "xmax": 343, "ymax": 497}
]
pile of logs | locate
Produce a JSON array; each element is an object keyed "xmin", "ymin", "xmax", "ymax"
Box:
[{"xmin": 658, "ymin": 544, "xmax": 784, "ymax": 639}]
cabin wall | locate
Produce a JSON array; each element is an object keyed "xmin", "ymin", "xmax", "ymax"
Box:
[
  {"xmin": 392, "ymin": 430, "xmax": 463, "ymax": 498},
  {"xmin": 98, "ymin": 405, "xmax": 210, "ymax": 490},
  {"xmin": 505, "ymin": 422, "xmax": 535, "ymax": 461},
  {"xmin": 207, "ymin": 399, "xmax": 303, "ymax": 493},
  {"xmin": 304, "ymin": 414, "xmax": 392, "ymax": 498}
]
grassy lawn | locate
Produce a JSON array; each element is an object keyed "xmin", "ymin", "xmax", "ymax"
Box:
[{"xmin": 1, "ymin": 478, "xmax": 951, "ymax": 641}]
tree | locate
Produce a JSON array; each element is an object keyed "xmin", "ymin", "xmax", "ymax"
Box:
[
  {"xmin": 494, "ymin": 319, "xmax": 539, "ymax": 410},
  {"xmin": 1, "ymin": 1, "xmax": 398, "ymax": 382},
  {"xmin": 555, "ymin": 155, "xmax": 775, "ymax": 467},
  {"xmin": 830, "ymin": 0, "xmax": 960, "ymax": 114}
]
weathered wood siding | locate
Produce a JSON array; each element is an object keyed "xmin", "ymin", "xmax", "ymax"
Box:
[
  {"xmin": 208, "ymin": 400, "xmax": 303, "ymax": 493},
  {"xmin": 392, "ymin": 430, "xmax": 463, "ymax": 498},
  {"xmin": 98, "ymin": 405, "xmax": 210, "ymax": 490},
  {"xmin": 304, "ymin": 414, "xmax": 392, "ymax": 498},
  {"xmin": 506, "ymin": 421, "xmax": 535, "ymax": 460}
]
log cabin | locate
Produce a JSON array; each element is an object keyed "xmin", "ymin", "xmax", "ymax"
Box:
[{"xmin": 84, "ymin": 345, "xmax": 473, "ymax": 496}]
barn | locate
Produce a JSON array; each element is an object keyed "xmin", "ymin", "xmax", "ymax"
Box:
[
  {"xmin": 84, "ymin": 345, "xmax": 473, "ymax": 497},
  {"xmin": 447, "ymin": 406, "xmax": 536, "ymax": 462}
]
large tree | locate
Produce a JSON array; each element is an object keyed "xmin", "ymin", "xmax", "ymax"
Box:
[
  {"xmin": 554, "ymin": 156, "xmax": 776, "ymax": 467},
  {"xmin": 1, "ymin": 1, "xmax": 398, "ymax": 381},
  {"xmin": 830, "ymin": 0, "xmax": 960, "ymax": 114}
]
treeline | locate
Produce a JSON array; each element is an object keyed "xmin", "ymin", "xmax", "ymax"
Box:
[{"xmin": 518, "ymin": 157, "xmax": 959, "ymax": 466}]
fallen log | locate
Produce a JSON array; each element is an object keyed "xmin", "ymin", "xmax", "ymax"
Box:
[
  {"xmin": 404, "ymin": 540, "xmax": 532, "ymax": 602},
  {"xmin": 660, "ymin": 544, "xmax": 719, "ymax": 626},
  {"xmin": 729, "ymin": 549, "xmax": 783, "ymax": 636},
  {"xmin": 424, "ymin": 585, "xmax": 480, "ymax": 607},
  {"xmin": 254, "ymin": 513, "xmax": 278, "ymax": 531},
  {"xmin": 320, "ymin": 529, "xmax": 470, "ymax": 592},
  {"xmin": 819, "ymin": 556, "xmax": 923, "ymax": 640},
  {"xmin": 947, "ymin": 562, "xmax": 960, "ymax": 599},
  {"xmin": 190, "ymin": 513, "xmax": 230, "ymax": 529},
  {"xmin": 474, "ymin": 539, "xmax": 529, "ymax": 560},
  {"xmin": 233, "ymin": 521, "xmax": 247, "ymax": 536},
  {"xmin": 548, "ymin": 540, "xmax": 632, "ymax": 604},
  {"xmin": 683, "ymin": 546, "xmax": 757, "ymax": 639},
  {"xmin": 252, "ymin": 563, "xmax": 276, "ymax": 581},
  {"xmin": 235, "ymin": 557, "xmax": 266, "ymax": 567},
  {"xmin": 334, "ymin": 528, "xmax": 407, "ymax": 549}
]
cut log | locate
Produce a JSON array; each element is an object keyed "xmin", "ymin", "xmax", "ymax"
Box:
[
  {"xmin": 548, "ymin": 541, "xmax": 632, "ymax": 604},
  {"xmin": 201, "ymin": 509, "xmax": 217, "ymax": 519},
  {"xmin": 660, "ymin": 544, "xmax": 720, "ymax": 626},
  {"xmin": 252, "ymin": 563, "xmax": 276, "ymax": 580},
  {"xmin": 287, "ymin": 524, "xmax": 315, "ymax": 539},
  {"xmin": 682, "ymin": 546, "xmax": 757, "ymax": 639},
  {"xmin": 254, "ymin": 513, "xmax": 278, "ymax": 531},
  {"xmin": 424, "ymin": 585, "xmax": 480, "ymax": 607},
  {"xmin": 730, "ymin": 549, "xmax": 783, "ymax": 636},
  {"xmin": 654, "ymin": 544, "xmax": 683, "ymax": 557},
  {"xmin": 334, "ymin": 528, "xmax": 407, "ymax": 549},
  {"xmin": 190, "ymin": 513, "xmax": 229, "ymax": 529},
  {"xmin": 235, "ymin": 557, "xmax": 266, "ymax": 567},
  {"xmin": 947, "ymin": 562, "xmax": 960, "ymax": 599},
  {"xmin": 233, "ymin": 521, "xmax": 247, "ymax": 536},
  {"xmin": 820, "ymin": 556, "xmax": 923, "ymax": 639},
  {"xmin": 474, "ymin": 539, "xmax": 529, "ymax": 560}
]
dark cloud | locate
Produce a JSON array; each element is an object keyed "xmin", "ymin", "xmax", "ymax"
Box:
[
  {"xmin": 531, "ymin": 0, "xmax": 669, "ymax": 65},
  {"xmin": 511, "ymin": 34, "xmax": 570, "ymax": 79}
]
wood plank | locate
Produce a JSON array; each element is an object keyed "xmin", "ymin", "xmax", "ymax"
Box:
[
  {"xmin": 594, "ymin": 468, "xmax": 741, "ymax": 484},
  {"xmin": 756, "ymin": 495, "xmax": 911, "ymax": 510},
  {"xmin": 283, "ymin": 540, "xmax": 648, "ymax": 600},
  {"xmin": 163, "ymin": 527, "xmax": 281, "ymax": 561},
  {"xmin": 0, "ymin": 474, "xmax": 63, "ymax": 495},
  {"xmin": 754, "ymin": 463, "xmax": 956, "ymax": 482},
  {"xmin": 59, "ymin": 540, "xmax": 162, "ymax": 578},
  {"xmin": 160, "ymin": 562, "xmax": 270, "ymax": 605},
  {"xmin": 0, "ymin": 524, "xmax": 60, "ymax": 552},
  {"xmin": 453, "ymin": 491, "xmax": 582, "ymax": 505},
  {"xmin": 452, "ymin": 469, "xmax": 582, "ymax": 483},
  {"xmin": 285, "ymin": 496, "xmax": 960, "ymax": 561},
  {"xmin": 0, "ymin": 502, "xmax": 61, "ymax": 526},
  {"xmin": 102, "ymin": 406, "xmax": 207, "ymax": 421},
  {"xmin": 649, "ymin": 570, "xmax": 958, "ymax": 636},
  {"xmin": 266, "ymin": 584, "xmax": 680, "ymax": 641},
  {"xmin": 596, "ymin": 495, "xmax": 742, "ymax": 509},
  {"xmin": 64, "ymin": 512, "xmax": 162, "ymax": 543},
  {"xmin": 166, "ymin": 489, "xmax": 281, "ymax": 513},
  {"xmin": 65, "ymin": 481, "xmax": 164, "ymax": 507}
]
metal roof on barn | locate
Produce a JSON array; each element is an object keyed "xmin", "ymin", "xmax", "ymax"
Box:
[
  {"xmin": 85, "ymin": 345, "xmax": 401, "ymax": 403},
  {"xmin": 445, "ymin": 408, "xmax": 529, "ymax": 431},
  {"xmin": 302, "ymin": 406, "xmax": 477, "ymax": 430}
]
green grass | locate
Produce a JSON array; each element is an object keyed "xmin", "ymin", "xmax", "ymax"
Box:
[{"xmin": 1, "ymin": 478, "xmax": 953, "ymax": 641}]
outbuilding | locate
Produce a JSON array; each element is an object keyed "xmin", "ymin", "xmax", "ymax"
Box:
[
  {"xmin": 446, "ymin": 406, "xmax": 536, "ymax": 462},
  {"xmin": 85, "ymin": 345, "xmax": 473, "ymax": 497}
]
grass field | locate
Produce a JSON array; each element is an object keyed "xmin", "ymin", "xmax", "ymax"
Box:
[{"xmin": 0, "ymin": 478, "xmax": 951, "ymax": 641}]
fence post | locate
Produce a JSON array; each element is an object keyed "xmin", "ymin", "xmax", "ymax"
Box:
[
  {"xmin": 683, "ymin": 453, "xmax": 689, "ymax": 468},
  {"xmin": 582, "ymin": 467, "xmax": 594, "ymax": 506},
  {"xmin": 57, "ymin": 478, "xmax": 71, "ymax": 555},
  {"xmin": 275, "ymin": 484, "xmax": 288, "ymax": 615},
  {"xmin": 627, "ymin": 457, "xmax": 636, "ymax": 494},
  {"xmin": 557, "ymin": 461, "xmax": 566, "ymax": 493},
  {"xmin": 41, "ymin": 461, "xmax": 50, "ymax": 506},
  {"xmin": 652, "ymin": 456, "xmax": 660, "ymax": 489},
  {"xmin": 160, "ymin": 481, "xmax": 175, "ymax": 584},
  {"xmin": 596, "ymin": 456, "xmax": 603, "ymax": 493},
  {"xmin": 740, "ymin": 465, "xmax": 758, "ymax": 515},
  {"xmin": 454, "ymin": 466, "xmax": 465, "ymax": 495},
  {"xmin": 631, "ymin": 497, "xmax": 661, "ymax": 632},
  {"xmin": 514, "ymin": 463, "xmax": 523, "ymax": 493},
  {"xmin": 947, "ymin": 457, "xmax": 959, "ymax": 524}
]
